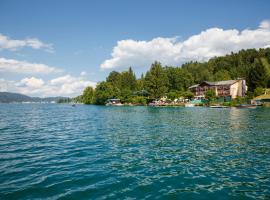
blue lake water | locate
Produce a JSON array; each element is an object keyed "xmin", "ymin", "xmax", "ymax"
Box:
[{"xmin": 0, "ymin": 104, "xmax": 270, "ymax": 199}]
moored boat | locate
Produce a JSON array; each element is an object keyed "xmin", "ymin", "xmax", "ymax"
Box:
[
  {"xmin": 209, "ymin": 105, "xmax": 229, "ymax": 108},
  {"xmin": 236, "ymin": 104, "xmax": 257, "ymax": 109},
  {"xmin": 185, "ymin": 103, "xmax": 195, "ymax": 107},
  {"xmin": 106, "ymin": 99, "xmax": 123, "ymax": 106}
]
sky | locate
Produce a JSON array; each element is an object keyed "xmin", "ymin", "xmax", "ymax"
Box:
[{"xmin": 0, "ymin": 0, "xmax": 270, "ymax": 97}]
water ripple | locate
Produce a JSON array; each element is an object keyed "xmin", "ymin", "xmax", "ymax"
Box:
[{"xmin": 0, "ymin": 104, "xmax": 269, "ymax": 199}]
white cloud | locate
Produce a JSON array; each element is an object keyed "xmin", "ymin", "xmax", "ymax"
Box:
[
  {"xmin": 50, "ymin": 75, "xmax": 74, "ymax": 85},
  {"xmin": 48, "ymin": 75, "xmax": 96, "ymax": 96},
  {"xmin": 0, "ymin": 33, "xmax": 53, "ymax": 52},
  {"xmin": 0, "ymin": 79, "xmax": 16, "ymax": 92},
  {"xmin": 259, "ymin": 20, "xmax": 270, "ymax": 29},
  {"xmin": 0, "ymin": 57, "xmax": 61, "ymax": 74},
  {"xmin": 0, "ymin": 75, "xmax": 96, "ymax": 97},
  {"xmin": 101, "ymin": 20, "xmax": 270, "ymax": 69},
  {"xmin": 18, "ymin": 77, "xmax": 44, "ymax": 88},
  {"xmin": 80, "ymin": 71, "xmax": 87, "ymax": 76}
]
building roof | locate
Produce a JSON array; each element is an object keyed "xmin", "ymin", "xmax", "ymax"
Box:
[
  {"xmin": 107, "ymin": 98, "xmax": 121, "ymax": 101},
  {"xmin": 189, "ymin": 79, "xmax": 240, "ymax": 89},
  {"xmin": 203, "ymin": 80, "xmax": 239, "ymax": 86},
  {"xmin": 189, "ymin": 84, "xmax": 199, "ymax": 89}
]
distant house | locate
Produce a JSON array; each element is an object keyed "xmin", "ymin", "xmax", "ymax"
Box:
[{"xmin": 189, "ymin": 79, "xmax": 247, "ymax": 99}]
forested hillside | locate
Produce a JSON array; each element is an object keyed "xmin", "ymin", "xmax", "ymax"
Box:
[
  {"xmin": 0, "ymin": 92, "xmax": 70, "ymax": 103},
  {"xmin": 182, "ymin": 48, "xmax": 270, "ymax": 91},
  {"xmin": 80, "ymin": 48, "xmax": 270, "ymax": 104}
]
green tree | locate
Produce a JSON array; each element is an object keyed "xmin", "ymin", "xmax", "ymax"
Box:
[
  {"xmin": 106, "ymin": 71, "xmax": 121, "ymax": 88},
  {"xmin": 248, "ymin": 59, "xmax": 268, "ymax": 91},
  {"xmin": 136, "ymin": 73, "xmax": 146, "ymax": 91},
  {"xmin": 165, "ymin": 67, "xmax": 193, "ymax": 91},
  {"xmin": 182, "ymin": 91, "xmax": 194, "ymax": 99},
  {"xmin": 144, "ymin": 62, "xmax": 169, "ymax": 98},
  {"xmin": 130, "ymin": 96, "xmax": 147, "ymax": 105},
  {"xmin": 120, "ymin": 67, "xmax": 137, "ymax": 91},
  {"xmin": 254, "ymin": 87, "xmax": 265, "ymax": 97},
  {"xmin": 213, "ymin": 69, "xmax": 231, "ymax": 81},
  {"xmin": 167, "ymin": 91, "xmax": 179, "ymax": 100},
  {"xmin": 106, "ymin": 67, "xmax": 137, "ymax": 102},
  {"xmin": 119, "ymin": 88, "xmax": 133, "ymax": 102},
  {"xmin": 205, "ymin": 88, "xmax": 216, "ymax": 101},
  {"xmin": 82, "ymin": 86, "xmax": 94, "ymax": 104},
  {"xmin": 94, "ymin": 82, "xmax": 119, "ymax": 105},
  {"xmin": 180, "ymin": 69, "xmax": 194, "ymax": 90}
]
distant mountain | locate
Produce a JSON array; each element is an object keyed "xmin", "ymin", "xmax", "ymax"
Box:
[{"xmin": 0, "ymin": 92, "xmax": 70, "ymax": 103}]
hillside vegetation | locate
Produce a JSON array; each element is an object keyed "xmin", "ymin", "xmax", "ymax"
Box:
[
  {"xmin": 0, "ymin": 92, "xmax": 70, "ymax": 103},
  {"xmin": 79, "ymin": 48, "xmax": 270, "ymax": 105}
]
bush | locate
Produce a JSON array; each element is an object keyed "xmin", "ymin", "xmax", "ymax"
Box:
[
  {"xmin": 181, "ymin": 91, "xmax": 194, "ymax": 99},
  {"xmin": 167, "ymin": 91, "xmax": 179, "ymax": 100},
  {"xmin": 129, "ymin": 96, "xmax": 147, "ymax": 105},
  {"xmin": 205, "ymin": 89, "xmax": 216, "ymax": 101},
  {"xmin": 254, "ymin": 87, "xmax": 265, "ymax": 97}
]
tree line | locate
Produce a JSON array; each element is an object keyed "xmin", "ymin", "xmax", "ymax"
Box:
[{"xmin": 77, "ymin": 48, "xmax": 270, "ymax": 105}]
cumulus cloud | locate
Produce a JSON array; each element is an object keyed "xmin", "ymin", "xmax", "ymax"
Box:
[
  {"xmin": 0, "ymin": 57, "xmax": 61, "ymax": 74},
  {"xmin": 18, "ymin": 77, "xmax": 44, "ymax": 88},
  {"xmin": 0, "ymin": 79, "xmax": 16, "ymax": 92},
  {"xmin": 0, "ymin": 33, "xmax": 53, "ymax": 52},
  {"xmin": 49, "ymin": 75, "xmax": 96, "ymax": 96},
  {"xmin": 80, "ymin": 71, "xmax": 87, "ymax": 76},
  {"xmin": 259, "ymin": 20, "xmax": 270, "ymax": 29},
  {"xmin": 0, "ymin": 75, "xmax": 96, "ymax": 97},
  {"xmin": 101, "ymin": 20, "xmax": 270, "ymax": 69}
]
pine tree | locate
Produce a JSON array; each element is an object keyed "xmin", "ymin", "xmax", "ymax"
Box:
[
  {"xmin": 144, "ymin": 61, "xmax": 169, "ymax": 98},
  {"xmin": 248, "ymin": 59, "xmax": 268, "ymax": 91}
]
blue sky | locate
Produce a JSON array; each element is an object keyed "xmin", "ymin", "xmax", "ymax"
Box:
[{"xmin": 0, "ymin": 0, "xmax": 270, "ymax": 97}]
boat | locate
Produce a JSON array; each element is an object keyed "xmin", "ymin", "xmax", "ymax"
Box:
[
  {"xmin": 235, "ymin": 104, "xmax": 257, "ymax": 109},
  {"xmin": 105, "ymin": 99, "xmax": 123, "ymax": 106},
  {"xmin": 185, "ymin": 103, "xmax": 195, "ymax": 107},
  {"xmin": 209, "ymin": 105, "xmax": 229, "ymax": 108}
]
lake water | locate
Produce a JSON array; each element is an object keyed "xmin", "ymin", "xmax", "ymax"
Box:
[{"xmin": 0, "ymin": 104, "xmax": 270, "ymax": 199}]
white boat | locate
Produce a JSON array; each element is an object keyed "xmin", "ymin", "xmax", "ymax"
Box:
[
  {"xmin": 185, "ymin": 103, "xmax": 195, "ymax": 107},
  {"xmin": 209, "ymin": 105, "xmax": 229, "ymax": 108},
  {"xmin": 236, "ymin": 104, "xmax": 257, "ymax": 109},
  {"xmin": 106, "ymin": 102, "xmax": 123, "ymax": 106},
  {"xmin": 105, "ymin": 99, "xmax": 123, "ymax": 106}
]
